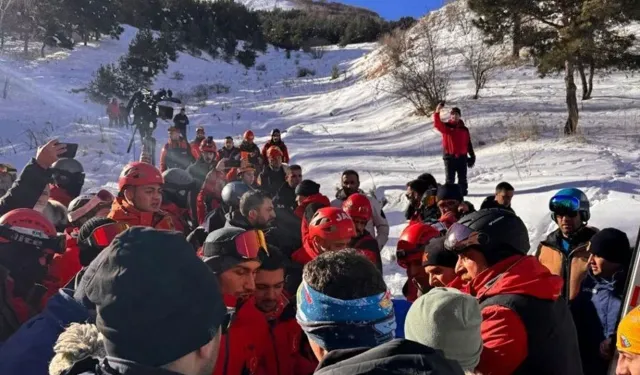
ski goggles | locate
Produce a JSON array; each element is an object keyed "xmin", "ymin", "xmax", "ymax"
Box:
[
  {"xmin": 549, "ymin": 195, "xmax": 581, "ymax": 214},
  {"xmin": 0, "ymin": 225, "xmax": 65, "ymax": 253},
  {"xmin": 87, "ymin": 222, "xmax": 130, "ymax": 248},
  {"xmin": 396, "ymin": 246, "xmax": 424, "ymax": 268},
  {"xmin": 68, "ymin": 190, "xmax": 114, "ymax": 223},
  {"xmin": 444, "ymin": 222, "xmax": 488, "ymax": 254},
  {"xmin": 233, "ymin": 229, "xmax": 269, "ymax": 259}
]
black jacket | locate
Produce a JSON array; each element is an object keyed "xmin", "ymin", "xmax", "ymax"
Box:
[
  {"xmin": 61, "ymin": 356, "xmax": 183, "ymax": 375},
  {"xmin": 172, "ymin": 113, "xmax": 189, "ymax": 130},
  {"xmin": 258, "ymin": 167, "xmax": 286, "ymax": 197},
  {"xmin": 217, "ymin": 147, "xmax": 241, "ymax": 170},
  {"xmin": 0, "ymin": 159, "xmax": 52, "ymax": 217},
  {"xmin": 272, "ymin": 183, "xmax": 296, "ymax": 212},
  {"xmin": 480, "ymin": 196, "xmax": 515, "ymax": 213},
  {"xmin": 314, "ymin": 339, "xmax": 464, "ymax": 375},
  {"xmin": 239, "ymin": 142, "xmax": 262, "ymax": 167},
  {"xmin": 186, "ymin": 157, "xmax": 213, "ymax": 190}
]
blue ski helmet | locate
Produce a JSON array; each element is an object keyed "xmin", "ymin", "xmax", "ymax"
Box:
[{"xmin": 549, "ymin": 188, "xmax": 590, "ymax": 222}]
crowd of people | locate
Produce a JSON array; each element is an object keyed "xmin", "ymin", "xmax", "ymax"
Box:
[{"xmin": 0, "ymin": 104, "xmax": 637, "ymax": 375}]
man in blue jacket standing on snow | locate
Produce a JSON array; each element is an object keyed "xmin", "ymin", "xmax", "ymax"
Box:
[{"xmin": 571, "ymin": 228, "xmax": 632, "ymax": 375}]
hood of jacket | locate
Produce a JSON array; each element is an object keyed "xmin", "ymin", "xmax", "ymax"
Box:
[
  {"xmin": 315, "ymin": 339, "xmax": 464, "ymax": 375},
  {"xmin": 585, "ymin": 268, "xmax": 626, "ymax": 294},
  {"xmin": 294, "ymin": 193, "xmax": 330, "ymax": 218},
  {"xmin": 471, "ymin": 255, "xmax": 563, "ymax": 302}
]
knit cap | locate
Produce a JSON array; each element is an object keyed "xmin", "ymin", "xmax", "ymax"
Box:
[
  {"xmin": 405, "ymin": 287, "xmax": 482, "ymax": 370},
  {"xmin": 295, "ymin": 180, "xmax": 320, "ymax": 197},
  {"xmin": 589, "ymin": 228, "xmax": 631, "ymax": 266},
  {"xmin": 618, "ymin": 306, "xmax": 640, "ymax": 354}
]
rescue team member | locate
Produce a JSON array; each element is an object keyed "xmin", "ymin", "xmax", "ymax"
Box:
[
  {"xmin": 49, "ymin": 158, "xmax": 85, "ymax": 207},
  {"xmin": 190, "ymin": 126, "xmax": 208, "ymax": 160},
  {"xmin": 239, "ymin": 130, "xmax": 263, "ymax": 170},
  {"xmin": 536, "ymin": 188, "xmax": 598, "ymax": 300},
  {"xmin": 261, "ymin": 129, "xmax": 290, "ymax": 164},
  {"xmin": 159, "ymin": 127, "xmax": 195, "ymax": 172},
  {"xmin": 202, "ymin": 227, "xmax": 276, "ymax": 375},
  {"xmin": 396, "ymin": 223, "xmax": 441, "ymax": 302},
  {"xmin": 254, "ymin": 249, "xmax": 317, "ymax": 375},
  {"xmin": 445, "ymin": 209, "xmax": 583, "ymax": 375},
  {"xmin": 161, "ymin": 168, "xmax": 197, "ymax": 235},
  {"xmin": 188, "ymin": 136, "xmax": 219, "ymax": 190},
  {"xmin": 258, "ymin": 146, "xmax": 287, "ymax": 198},
  {"xmin": 342, "ymin": 193, "xmax": 382, "ymax": 271},
  {"xmin": 108, "ymin": 162, "xmax": 174, "ymax": 230}
]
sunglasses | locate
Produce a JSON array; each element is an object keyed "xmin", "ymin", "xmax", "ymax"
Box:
[
  {"xmin": 87, "ymin": 222, "xmax": 129, "ymax": 248},
  {"xmin": 444, "ymin": 222, "xmax": 488, "ymax": 254},
  {"xmin": 53, "ymin": 171, "xmax": 85, "ymax": 186},
  {"xmin": 0, "ymin": 225, "xmax": 65, "ymax": 253}
]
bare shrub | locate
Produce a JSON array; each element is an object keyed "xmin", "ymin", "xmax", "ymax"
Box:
[
  {"xmin": 297, "ymin": 67, "xmax": 316, "ymax": 78},
  {"xmin": 381, "ymin": 29, "xmax": 410, "ymax": 68},
  {"xmin": 385, "ymin": 14, "xmax": 451, "ymax": 115},
  {"xmin": 307, "ymin": 46, "xmax": 325, "ymax": 60}
]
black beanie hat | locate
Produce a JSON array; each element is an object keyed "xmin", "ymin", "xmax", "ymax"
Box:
[
  {"xmin": 437, "ymin": 183, "xmax": 463, "ymax": 202},
  {"xmin": 422, "ymin": 237, "xmax": 458, "ymax": 268},
  {"xmin": 295, "ymin": 180, "xmax": 320, "ymax": 197},
  {"xmin": 77, "ymin": 217, "xmax": 116, "ymax": 267},
  {"xmin": 84, "ymin": 227, "xmax": 226, "ymax": 367},
  {"xmin": 589, "ymin": 228, "xmax": 631, "ymax": 266}
]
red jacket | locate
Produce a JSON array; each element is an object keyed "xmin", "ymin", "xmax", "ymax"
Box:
[
  {"xmin": 468, "ymin": 255, "xmax": 563, "ymax": 375},
  {"xmin": 214, "ymin": 295, "xmax": 273, "ymax": 375},
  {"xmin": 49, "ymin": 184, "xmax": 73, "ymax": 207},
  {"xmin": 292, "ymin": 194, "xmax": 331, "ymax": 266},
  {"xmin": 349, "ymin": 231, "xmax": 382, "ymax": 271},
  {"xmin": 106, "ymin": 102, "xmax": 120, "ymax": 118},
  {"xmin": 161, "ymin": 202, "xmax": 191, "ymax": 235},
  {"xmin": 262, "ymin": 296, "xmax": 317, "ymax": 375},
  {"xmin": 261, "ymin": 141, "xmax": 290, "ymax": 164},
  {"xmin": 159, "ymin": 139, "xmax": 195, "ymax": 172},
  {"xmin": 433, "ymin": 112, "xmax": 471, "ymax": 157},
  {"xmin": 45, "ymin": 228, "xmax": 82, "ymax": 300},
  {"xmin": 190, "ymin": 137, "xmax": 207, "ymax": 161},
  {"xmin": 108, "ymin": 198, "xmax": 175, "ymax": 230},
  {"xmin": 197, "ymin": 192, "xmax": 222, "ymax": 225}
]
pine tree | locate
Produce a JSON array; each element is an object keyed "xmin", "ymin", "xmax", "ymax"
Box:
[{"xmin": 467, "ymin": 0, "xmax": 525, "ymax": 58}]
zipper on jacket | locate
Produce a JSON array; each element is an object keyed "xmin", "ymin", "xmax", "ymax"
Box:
[
  {"xmin": 223, "ymin": 333, "xmax": 230, "ymax": 375},
  {"xmin": 268, "ymin": 322, "xmax": 282, "ymax": 375}
]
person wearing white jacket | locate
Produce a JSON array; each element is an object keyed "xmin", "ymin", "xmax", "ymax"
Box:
[{"xmin": 331, "ymin": 170, "xmax": 389, "ymax": 249}]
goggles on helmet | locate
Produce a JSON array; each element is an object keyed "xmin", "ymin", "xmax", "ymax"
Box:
[
  {"xmin": 68, "ymin": 189, "xmax": 114, "ymax": 223},
  {"xmin": 87, "ymin": 222, "xmax": 129, "ymax": 248},
  {"xmin": 0, "ymin": 225, "xmax": 65, "ymax": 253},
  {"xmin": 233, "ymin": 229, "xmax": 269, "ymax": 259},
  {"xmin": 396, "ymin": 247, "xmax": 423, "ymax": 269},
  {"xmin": 549, "ymin": 195, "xmax": 580, "ymax": 214},
  {"xmin": 444, "ymin": 222, "xmax": 488, "ymax": 254}
]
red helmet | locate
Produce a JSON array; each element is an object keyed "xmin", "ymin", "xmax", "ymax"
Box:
[
  {"xmin": 266, "ymin": 146, "xmax": 283, "ymax": 159},
  {"xmin": 0, "ymin": 209, "xmax": 62, "ymax": 252},
  {"xmin": 308, "ymin": 207, "xmax": 355, "ymax": 242},
  {"xmin": 196, "ymin": 126, "xmax": 205, "ymax": 134},
  {"xmin": 118, "ymin": 162, "xmax": 164, "ymax": 191},
  {"xmin": 342, "ymin": 193, "xmax": 372, "ymax": 221},
  {"xmin": 200, "ymin": 137, "xmax": 217, "ymax": 153},
  {"xmin": 243, "ymin": 130, "xmax": 254, "ymax": 141},
  {"xmin": 397, "ymin": 223, "xmax": 440, "ymax": 252}
]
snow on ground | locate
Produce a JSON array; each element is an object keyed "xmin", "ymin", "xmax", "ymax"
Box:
[
  {"xmin": 234, "ymin": 0, "xmax": 298, "ymax": 11},
  {"xmin": 1, "ymin": 2, "xmax": 640, "ymax": 296}
]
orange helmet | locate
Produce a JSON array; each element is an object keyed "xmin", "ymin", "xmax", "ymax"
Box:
[
  {"xmin": 308, "ymin": 207, "xmax": 355, "ymax": 242},
  {"xmin": 196, "ymin": 126, "xmax": 205, "ymax": 134},
  {"xmin": 266, "ymin": 146, "xmax": 283, "ymax": 159},
  {"xmin": 118, "ymin": 162, "xmax": 164, "ymax": 191},
  {"xmin": 342, "ymin": 193, "xmax": 372, "ymax": 222},
  {"xmin": 200, "ymin": 136, "xmax": 217, "ymax": 153},
  {"xmin": 0, "ymin": 208, "xmax": 63, "ymax": 253},
  {"xmin": 243, "ymin": 130, "xmax": 254, "ymax": 141},
  {"xmin": 396, "ymin": 223, "xmax": 440, "ymax": 268}
]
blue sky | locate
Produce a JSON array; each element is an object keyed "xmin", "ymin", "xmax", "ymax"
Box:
[{"xmin": 338, "ymin": 0, "xmax": 445, "ymax": 20}]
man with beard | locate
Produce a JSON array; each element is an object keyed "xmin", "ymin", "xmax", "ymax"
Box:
[
  {"xmin": 49, "ymin": 158, "xmax": 85, "ymax": 207},
  {"xmin": 258, "ymin": 146, "xmax": 287, "ymax": 197},
  {"xmin": 254, "ymin": 249, "xmax": 317, "ymax": 375},
  {"xmin": 60, "ymin": 227, "xmax": 227, "ymax": 375},
  {"xmin": 226, "ymin": 190, "xmax": 276, "ymax": 231},
  {"xmin": 203, "ymin": 226, "xmax": 275, "ymax": 375},
  {"xmin": 331, "ymin": 170, "xmax": 389, "ymax": 248},
  {"xmin": 217, "ymin": 137, "xmax": 241, "ymax": 173},
  {"xmin": 188, "ymin": 136, "xmax": 219, "ymax": 190},
  {"xmin": 273, "ymin": 165, "xmax": 302, "ymax": 212},
  {"xmin": 0, "ymin": 208, "xmax": 65, "ymax": 340},
  {"xmin": 190, "ymin": 127, "xmax": 208, "ymax": 161}
]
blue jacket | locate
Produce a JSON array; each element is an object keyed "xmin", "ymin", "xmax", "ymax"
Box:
[
  {"xmin": 0, "ymin": 289, "xmax": 91, "ymax": 375},
  {"xmin": 571, "ymin": 269, "xmax": 625, "ymax": 375},
  {"xmin": 392, "ymin": 299, "xmax": 411, "ymax": 339}
]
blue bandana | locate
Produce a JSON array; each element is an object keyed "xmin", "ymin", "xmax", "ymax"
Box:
[{"xmin": 296, "ymin": 280, "xmax": 396, "ymax": 351}]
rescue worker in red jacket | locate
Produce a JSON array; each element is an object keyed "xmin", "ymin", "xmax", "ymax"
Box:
[
  {"xmin": 258, "ymin": 146, "xmax": 287, "ymax": 197},
  {"xmin": 190, "ymin": 126, "xmax": 207, "ymax": 160},
  {"xmin": 396, "ymin": 222, "xmax": 441, "ymax": 302},
  {"xmin": 49, "ymin": 158, "xmax": 85, "ymax": 207},
  {"xmin": 203, "ymin": 226, "xmax": 276, "ymax": 375},
  {"xmin": 161, "ymin": 168, "xmax": 197, "ymax": 235},
  {"xmin": 159, "ymin": 127, "xmax": 195, "ymax": 172},
  {"xmin": 108, "ymin": 162, "xmax": 175, "ymax": 230},
  {"xmin": 46, "ymin": 190, "xmax": 114, "ymax": 292},
  {"xmin": 291, "ymin": 207, "xmax": 355, "ymax": 266},
  {"xmin": 106, "ymin": 98, "xmax": 120, "ymax": 127},
  {"xmin": 445, "ymin": 209, "xmax": 583, "ymax": 375},
  {"xmin": 197, "ymin": 170, "xmax": 226, "ymax": 225},
  {"xmin": 0, "ymin": 208, "xmax": 65, "ymax": 340},
  {"xmin": 254, "ymin": 248, "xmax": 318, "ymax": 375},
  {"xmin": 292, "ymin": 180, "xmax": 330, "ymax": 260},
  {"xmin": 342, "ymin": 193, "xmax": 382, "ymax": 271},
  {"xmin": 239, "ymin": 130, "xmax": 263, "ymax": 170},
  {"xmin": 261, "ymin": 129, "xmax": 290, "ymax": 164},
  {"xmin": 433, "ymin": 102, "xmax": 475, "ymax": 196}
]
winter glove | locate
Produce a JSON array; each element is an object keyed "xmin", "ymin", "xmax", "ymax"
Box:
[{"xmin": 467, "ymin": 155, "xmax": 476, "ymax": 168}]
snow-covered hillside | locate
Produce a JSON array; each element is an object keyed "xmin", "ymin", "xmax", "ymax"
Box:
[
  {"xmin": 235, "ymin": 0, "xmax": 297, "ymax": 10},
  {"xmin": 1, "ymin": 1, "xmax": 640, "ymax": 296}
]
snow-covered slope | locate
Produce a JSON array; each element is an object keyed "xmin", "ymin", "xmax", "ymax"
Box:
[
  {"xmin": 1, "ymin": 1, "xmax": 640, "ymax": 296},
  {"xmin": 235, "ymin": 0, "xmax": 297, "ymax": 10}
]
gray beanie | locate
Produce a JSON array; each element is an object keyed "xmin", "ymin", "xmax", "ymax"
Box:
[{"xmin": 405, "ymin": 287, "xmax": 482, "ymax": 370}]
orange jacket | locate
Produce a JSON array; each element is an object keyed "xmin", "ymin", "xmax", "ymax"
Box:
[
  {"xmin": 48, "ymin": 184, "xmax": 73, "ymax": 207},
  {"xmin": 261, "ymin": 141, "xmax": 290, "ymax": 164},
  {"xmin": 214, "ymin": 295, "xmax": 274, "ymax": 375},
  {"xmin": 262, "ymin": 296, "xmax": 317, "ymax": 375},
  {"xmin": 108, "ymin": 197, "xmax": 175, "ymax": 230},
  {"xmin": 159, "ymin": 140, "xmax": 195, "ymax": 172}
]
